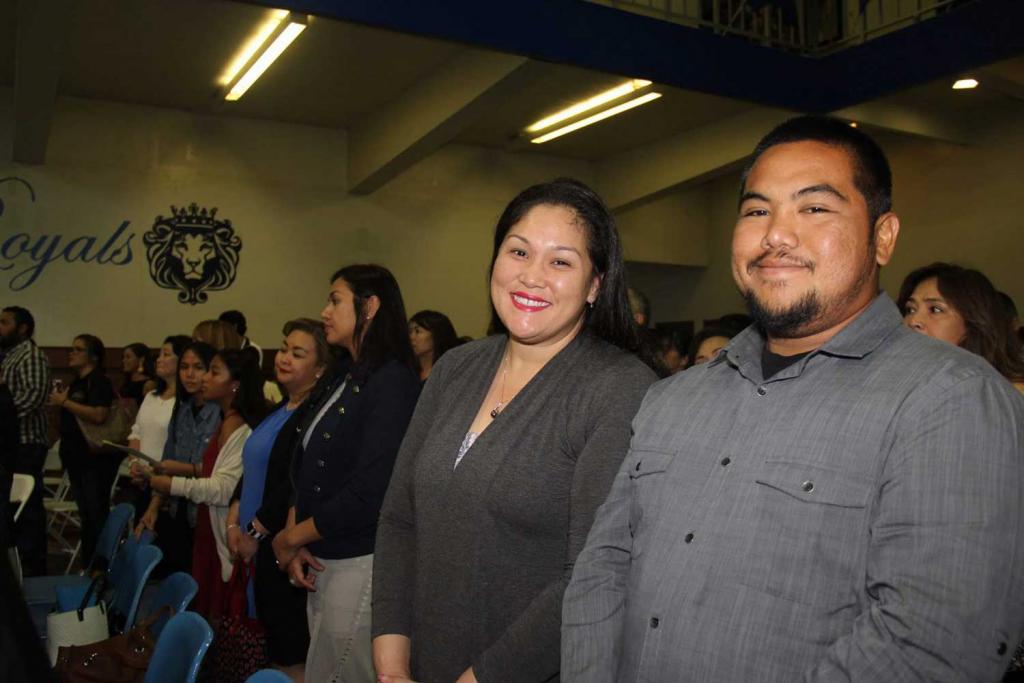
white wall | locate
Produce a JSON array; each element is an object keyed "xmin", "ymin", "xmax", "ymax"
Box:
[{"xmin": 0, "ymin": 91, "xmax": 593, "ymax": 347}]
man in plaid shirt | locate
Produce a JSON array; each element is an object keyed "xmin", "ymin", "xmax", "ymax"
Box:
[{"xmin": 1, "ymin": 306, "xmax": 51, "ymax": 575}]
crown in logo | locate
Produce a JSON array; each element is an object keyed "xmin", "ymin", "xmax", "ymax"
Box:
[{"xmin": 160, "ymin": 203, "xmax": 230, "ymax": 231}]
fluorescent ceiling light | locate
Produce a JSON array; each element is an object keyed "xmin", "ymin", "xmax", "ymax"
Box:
[
  {"xmin": 219, "ymin": 9, "xmax": 289, "ymax": 86},
  {"xmin": 223, "ymin": 12, "xmax": 306, "ymax": 101},
  {"xmin": 952, "ymin": 78, "xmax": 978, "ymax": 90},
  {"xmin": 530, "ymin": 92, "xmax": 662, "ymax": 144},
  {"xmin": 526, "ymin": 79, "xmax": 652, "ymax": 133}
]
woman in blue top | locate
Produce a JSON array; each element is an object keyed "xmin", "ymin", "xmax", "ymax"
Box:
[
  {"xmin": 134, "ymin": 341, "xmax": 219, "ymax": 577},
  {"xmin": 226, "ymin": 318, "xmax": 331, "ymax": 681}
]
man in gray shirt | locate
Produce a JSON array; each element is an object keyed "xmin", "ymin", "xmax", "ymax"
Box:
[{"xmin": 562, "ymin": 116, "xmax": 1024, "ymax": 681}]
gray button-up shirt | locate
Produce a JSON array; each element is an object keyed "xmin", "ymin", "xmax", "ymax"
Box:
[{"xmin": 563, "ymin": 294, "xmax": 1024, "ymax": 682}]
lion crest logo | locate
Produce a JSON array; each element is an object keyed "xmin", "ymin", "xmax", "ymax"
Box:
[{"xmin": 143, "ymin": 203, "xmax": 242, "ymax": 305}]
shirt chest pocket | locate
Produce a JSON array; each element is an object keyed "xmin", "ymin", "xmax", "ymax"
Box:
[
  {"xmin": 628, "ymin": 449, "xmax": 675, "ymax": 550},
  {"xmin": 737, "ymin": 461, "xmax": 874, "ymax": 607}
]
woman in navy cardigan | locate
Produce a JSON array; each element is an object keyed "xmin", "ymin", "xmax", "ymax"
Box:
[{"xmin": 271, "ymin": 264, "xmax": 420, "ymax": 682}]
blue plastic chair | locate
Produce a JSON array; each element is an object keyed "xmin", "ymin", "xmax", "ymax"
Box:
[
  {"xmin": 107, "ymin": 529, "xmax": 154, "ymax": 589},
  {"xmin": 108, "ymin": 543, "xmax": 162, "ymax": 632},
  {"xmin": 142, "ymin": 612, "xmax": 213, "ymax": 683},
  {"xmin": 245, "ymin": 669, "xmax": 293, "ymax": 682},
  {"xmin": 139, "ymin": 572, "xmax": 198, "ymax": 639},
  {"xmin": 23, "ymin": 502, "xmax": 135, "ymax": 607}
]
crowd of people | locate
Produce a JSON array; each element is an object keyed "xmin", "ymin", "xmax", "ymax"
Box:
[{"xmin": 2, "ymin": 115, "xmax": 1023, "ymax": 682}]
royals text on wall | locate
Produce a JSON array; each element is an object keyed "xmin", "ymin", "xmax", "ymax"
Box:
[{"xmin": 0, "ymin": 176, "xmax": 134, "ymax": 291}]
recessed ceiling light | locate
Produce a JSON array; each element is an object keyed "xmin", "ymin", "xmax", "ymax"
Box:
[
  {"xmin": 526, "ymin": 79, "xmax": 652, "ymax": 133},
  {"xmin": 530, "ymin": 92, "xmax": 662, "ymax": 144},
  {"xmin": 952, "ymin": 78, "xmax": 979, "ymax": 90},
  {"xmin": 849, "ymin": 121, "xmax": 858, "ymax": 128}
]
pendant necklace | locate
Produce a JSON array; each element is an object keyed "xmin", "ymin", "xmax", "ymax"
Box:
[{"xmin": 489, "ymin": 353, "xmax": 510, "ymax": 418}]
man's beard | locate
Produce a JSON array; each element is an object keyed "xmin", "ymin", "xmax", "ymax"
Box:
[
  {"xmin": 743, "ymin": 288, "xmax": 822, "ymax": 339},
  {"xmin": 741, "ymin": 250, "xmax": 876, "ymax": 340},
  {"xmin": 0, "ymin": 331, "xmax": 19, "ymax": 349}
]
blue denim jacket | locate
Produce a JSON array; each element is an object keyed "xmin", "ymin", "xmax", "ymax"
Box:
[{"xmin": 161, "ymin": 398, "xmax": 220, "ymax": 525}]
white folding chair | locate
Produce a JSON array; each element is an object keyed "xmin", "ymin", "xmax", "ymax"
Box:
[
  {"xmin": 42, "ymin": 440, "xmax": 63, "ymax": 497},
  {"xmin": 8, "ymin": 473, "xmax": 36, "ymax": 585},
  {"xmin": 10, "ymin": 473, "xmax": 34, "ymax": 522},
  {"xmin": 43, "ymin": 471, "xmax": 82, "ymax": 573}
]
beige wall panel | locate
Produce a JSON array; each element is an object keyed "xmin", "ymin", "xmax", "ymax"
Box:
[
  {"xmin": 616, "ymin": 187, "xmax": 710, "ymax": 266},
  {"xmin": 631, "ymin": 105, "xmax": 1024, "ymax": 330}
]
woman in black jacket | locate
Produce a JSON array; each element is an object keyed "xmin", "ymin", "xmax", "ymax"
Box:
[{"xmin": 272, "ymin": 264, "xmax": 420, "ymax": 682}]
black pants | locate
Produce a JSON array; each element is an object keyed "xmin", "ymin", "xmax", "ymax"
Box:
[
  {"xmin": 151, "ymin": 500, "xmax": 194, "ymax": 580},
  {"xmin": 9, "ymin": 442, "xmax": 48, "ymax": 576},
  {"xmin": 64, "ymin": 451, "xmax": 122, "ymax": 567}
]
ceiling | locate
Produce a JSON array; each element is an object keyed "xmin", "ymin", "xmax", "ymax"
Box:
[{"xmin": 1, "ymin": 0, "xmax": 1023, "ymax": 163}]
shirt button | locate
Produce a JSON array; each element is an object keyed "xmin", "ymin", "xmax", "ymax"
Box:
[
  {"xmin": 998, "ymin": 642, "xmax": 1008, "ymax": 655},
  {"xmin": 684, "ymin": 533, "xmax": 694, "ymax": 543},
  {"xmin": 317, "ymin": 459, "xmax": 325, "ymax": 468},
  {"xmin": 353, "ymin": 385, "xmax": 360, "ymax": 393},
  {"xmin": 720, "ymin": 457, "xmax": 731, "ymax": 467},
  {"xmin": 649, "ymin": 617, "xmax": 660, "ymax": 628},
  {"xmin": 337, "ymin": 406, "xmax": 345, "ymax": 415},
  {"xmin": 323, "ymin": 432, "xmax": 331, "ymax": 440},
  {"xmin": 756, "ymin": 386, "xmax": 767, "ymax": 396},
  {"xmin": 802, "ymin": 480, "xmax": 814, "ymax": 493},
  {"xmin": 312, "ymin": 484, "xmax": 321, "ymax": 493}
]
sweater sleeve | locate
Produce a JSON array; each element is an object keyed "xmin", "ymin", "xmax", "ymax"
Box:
[
  {"xmin": 170, "ymin": 426, "xmax": 248, "ymax": 506},
  {"xmin": 372, "ymin": 357, "xmax": 448, "ymax": 638},
  {"xmin": 473, "ymin": 359, "xmax": 656, "ymax": 682}
]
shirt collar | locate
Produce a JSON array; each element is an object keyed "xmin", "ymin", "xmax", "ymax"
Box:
[{"xmin": 715, "ymin": 292, "xmax": 904, "ymax": 372}]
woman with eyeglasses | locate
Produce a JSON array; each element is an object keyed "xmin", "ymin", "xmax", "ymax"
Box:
[{"xmin": 49, "ymin": 334, "xmax": 116, "ymax": 566}]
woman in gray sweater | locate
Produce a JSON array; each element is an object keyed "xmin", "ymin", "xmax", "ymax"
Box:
[{"xmin": 373, "ymin": 178, "xmax": 657, "ymax": 682}]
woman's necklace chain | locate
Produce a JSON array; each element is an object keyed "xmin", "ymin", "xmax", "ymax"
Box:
[{"xmin": 489, "ymin": 353, "xmax": 510, "ymax": 419}]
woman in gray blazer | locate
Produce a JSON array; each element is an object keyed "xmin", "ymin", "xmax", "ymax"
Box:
[{"xmin": 373, "ymin": 178, "xmax": 657, "ymax": 683}]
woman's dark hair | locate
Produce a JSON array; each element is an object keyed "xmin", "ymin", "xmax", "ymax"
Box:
[
  {"xmin": 176, "ymin": 341, "xmax": 216, "ymax": 403},
  {"xmin": 124, "ymin": 343, "xmax": 150, "ymax": 372},
  {"xmin": 897, "ymin": 262, "xmax": 1024, "ymax": 381},
  {"xmin": 410, "ymin": 310, "xmax": 459, "ymax": 365},
  {"xmin": 330, "ymin": 264, "xmax": 417, "ymax": 373},
  {"xmin": 281, "ymin": 318, "xmax": 334, "ymax": 369},
  {"xmin": 215, "ymin": 349, "xmax": 268, "ymax": 428},
  {"xmin": 685, "ymin": 326, "xmax": 736, "ymax": 369},
  {"xmin": 153, "ymin": 335, "xmax": 193, "ymax": 396},
  {"xmin": 167, "ymin": 340, "xmax": 216, "ymax": 436},
  {"xmin": 486, "ymin": 178, "xmax": 642, "ymax": 357},
  {"xmin": 74, "ymin": 334, "xmax": 106, "ymax": 372}
]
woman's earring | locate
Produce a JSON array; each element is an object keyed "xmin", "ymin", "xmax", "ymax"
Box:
[{"xmin": 232, "ymin": 386, "xmax": 238, "ymax": 393}]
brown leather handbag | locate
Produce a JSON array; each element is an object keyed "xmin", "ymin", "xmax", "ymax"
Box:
[{"xmin": 53, "ymin": 606, "xmax": 170, "ymax": 683}]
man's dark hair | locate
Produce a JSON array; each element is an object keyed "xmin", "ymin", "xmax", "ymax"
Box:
[
  {"xmin": 740, "ymin": 116, "xmax": 893, "ymax": 228},
  {"xmin": 2, "ymin": 306, "xmax": 35, "ymax": 339},
  {"xmin": 219, "ymin": 310, "xmax": 247, "ymax": 337}
]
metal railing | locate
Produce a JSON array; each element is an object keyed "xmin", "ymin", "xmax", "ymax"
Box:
[{"xmin": 585, "ymin": 0, "xmax": 977, "ymax": 56}]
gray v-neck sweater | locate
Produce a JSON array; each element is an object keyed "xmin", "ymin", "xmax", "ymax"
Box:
[{"xmin": 374, "ymin": 332, "xmax": 656, "ymax": 682}]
